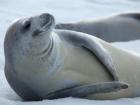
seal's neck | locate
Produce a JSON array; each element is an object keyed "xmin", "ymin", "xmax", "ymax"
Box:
[
  {"xmin": 13, "ymin": 32, "xmax": 63, "ymax": 79},
  {"xmin": 41, "ymin": 33, "xmax": 63, "ymax": 76}
]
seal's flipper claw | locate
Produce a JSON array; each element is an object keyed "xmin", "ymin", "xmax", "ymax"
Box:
[{"xmin": 44, "ymin": 81, "xmax": 128, "ymax": 99}]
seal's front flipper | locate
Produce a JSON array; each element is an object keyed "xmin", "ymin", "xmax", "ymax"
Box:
[
  {"xmin": 44, "ymin": 81, "xmax": 128, "ymax": 99},
  {"xmin": 64, "ymin": 31, "xmax": 118, "ymax": 80},
  {"xmin": 81, "ymin": 38, "xmax": 118, "ymax": 81}
]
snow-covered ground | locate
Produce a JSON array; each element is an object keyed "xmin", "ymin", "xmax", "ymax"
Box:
[{"xmin": 1, "ymin": 0, "xmax": 140, "ymax": 105}]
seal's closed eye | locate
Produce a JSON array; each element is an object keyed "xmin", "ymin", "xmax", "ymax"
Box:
[{"xmin": 22, "ymin": 20, "xmax": 31, "ymax": 30}]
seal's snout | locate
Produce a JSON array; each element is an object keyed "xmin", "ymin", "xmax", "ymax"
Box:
[
  {"xmin": 39, "ymin": 13, "xmax": 55, "ymax": 28},
  {"xmin": 32, "ymin": 13, "xmax": 55, "ymax": 36},
  {"xmin": 32, "ymin": 13, "xmax": 55, "ymax": 37}
]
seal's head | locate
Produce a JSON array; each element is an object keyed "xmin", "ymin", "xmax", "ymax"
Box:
[{"xmin": 4, "ymin": 13, "xmax": 55, "ymax": 57}]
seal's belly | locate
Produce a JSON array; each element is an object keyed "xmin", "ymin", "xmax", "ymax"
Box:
[
  {"xmin": 27, "ymin": 40, "xmax": 140, "ymax": 99},
  {"xmin": 60, "ymin": 42, "xmax": 112, "ymax": 83},
  {"xmin": 40, "ymin": 42, "xmax": 112, "ymax": 96},
  {"xmin": 87, "ymin": 41, "xmax": 140, "ymax": 99},
  {"xmin": 50, "ymin": 41, "xmax": 140, "ymax": 99}
]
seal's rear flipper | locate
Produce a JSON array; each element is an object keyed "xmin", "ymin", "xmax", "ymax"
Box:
[{"xmin": 44, "ymin": 81, "xmax": 128, "ymax": 99}]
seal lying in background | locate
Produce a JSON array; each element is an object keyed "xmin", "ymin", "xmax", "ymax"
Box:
[
  {"xmin": 56, "ymin": 13, "xmax": 140, "ymax": 42},
  {"xmin": 4, "ymin": 13, "xmax": 140, "ymax": 101}
]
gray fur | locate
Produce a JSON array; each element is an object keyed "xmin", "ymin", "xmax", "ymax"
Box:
[{"xmin": 4, "ymin": 13, "xmax": 127, "ymax": 101}]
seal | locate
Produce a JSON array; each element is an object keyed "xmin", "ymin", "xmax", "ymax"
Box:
[
  {"xmin": 55, "ymin": 13, "xmax": 140, "ymax": 42},
  {"xmin": 4, "ymin": 13, "xmax": 133, "ymax": 101}
]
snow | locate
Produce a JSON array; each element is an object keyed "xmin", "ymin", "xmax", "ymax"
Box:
[{"xmin": 1, "ymin": 0, "xmax": 140, "ymax": 105}]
